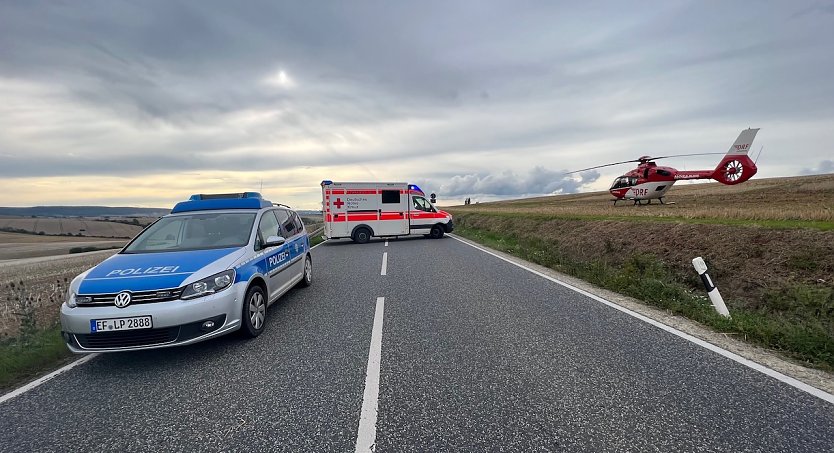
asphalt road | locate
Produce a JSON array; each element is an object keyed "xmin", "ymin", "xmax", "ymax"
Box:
[{"xmin": 2, "ymin": 235, "xmax": 834, "ymax": 452}]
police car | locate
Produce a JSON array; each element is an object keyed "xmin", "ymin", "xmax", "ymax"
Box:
[{"xmin": 60, "ymin": 192, "xmax": 312, "ymax": 352}]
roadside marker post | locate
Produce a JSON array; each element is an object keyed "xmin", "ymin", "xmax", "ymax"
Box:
[{"xmin": 692, "ymin": 257, "xmax": 730, "ymax": 318}]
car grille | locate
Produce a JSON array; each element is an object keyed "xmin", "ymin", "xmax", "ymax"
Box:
[
  {"xmin": 77, "ymin": 288, "xmax": 185, "ymax": 306},
  {"xmin": 75, "ymin": 327, "xmax": 180, "ymax": 349}
]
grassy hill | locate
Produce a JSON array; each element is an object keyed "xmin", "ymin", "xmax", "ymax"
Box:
[
  {"xmin": 447, "ymin": 174, "xmax": 834, "ymax": 370},
  {"xmin": 451, "ymin": 174, "xmax": 834, "ymax": 228},
  {"xmin": 0, "ymin": 217, "xmax": 145, "ymax": 238},
  {"xmin": 0, "ymin": 206, "xmax": 168, "ymax": 217}
]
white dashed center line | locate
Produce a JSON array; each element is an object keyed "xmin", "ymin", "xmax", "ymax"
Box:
[
  {"xmin": 381, "ymin": 252, "xmax": 388, "ymax": 276},
  {"xmin": 355, "ymin": 296, "xmax": 385, "ymax": 453},
  {"xmin": 384, "ymin": 240, "xmax": 388, "ymax": 247}
]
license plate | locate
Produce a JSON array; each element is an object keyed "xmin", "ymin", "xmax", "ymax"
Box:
[{"xmin": 91, "ymin": 316, "xmax": 153, "ymax": 332}]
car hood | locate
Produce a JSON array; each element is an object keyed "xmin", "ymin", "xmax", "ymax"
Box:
[{"xmin": 78, "ymin": 247, "xmax": 244, "ymax": 294}]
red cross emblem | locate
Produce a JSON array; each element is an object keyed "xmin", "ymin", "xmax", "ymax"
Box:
[{"xmin": 333, "ymin": 198, "xmax": 344, "ymax": 209}]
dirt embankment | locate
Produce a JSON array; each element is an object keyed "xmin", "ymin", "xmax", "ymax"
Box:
[{"xmin": 453, "ymin": 213, "xmax": 834, "ymax": 311}]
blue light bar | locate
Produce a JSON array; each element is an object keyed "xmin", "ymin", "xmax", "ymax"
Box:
[
  {"xmin": 321, "ymin": 180, "xmax": 333, "ymax": 186},
  {"xmin": 172, "ymin": 192, "xmax": 272, "ymax": 213},
  {"xmin": 408, "ymin": 184, "xmax": 424, "ymax": 194},
  {"xmin": 188, "ymin": 192, "xmax": 263, "ymax": 201}
]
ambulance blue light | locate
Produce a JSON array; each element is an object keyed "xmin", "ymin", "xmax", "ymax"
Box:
[
  {"xmin": 321, "ymin": 180, "xmax": 333, "ymax": 186},
  {"xmin": 408, "ymin": 184, "xmax": 424, "ymax": 194},
  {"xmin": 172, "ymin": 193, "xmax": 272, "ymax": 213}
]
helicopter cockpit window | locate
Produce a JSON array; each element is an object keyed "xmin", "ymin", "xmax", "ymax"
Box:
[{"xmin": 610, "ymin": 177, "xmax": 635, "ymax": 190}]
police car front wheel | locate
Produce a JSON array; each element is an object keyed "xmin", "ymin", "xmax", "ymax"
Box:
[
  {"xmin": 298, "ymin": 255, "xmax": 312, "ymax": 287},
  {"xmin": 242, "ymin": 286, "xmax": 267, "ymax": 337}
]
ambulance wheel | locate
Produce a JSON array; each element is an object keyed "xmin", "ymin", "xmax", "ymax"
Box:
[
  {"xmin": 353, "ymin": 227, "xmax": 371, "ymax": 244},
  {"xmin": 241, "ymin": 285, "xmax": 267, "ymax": 338},
  {"xmin": 298, "ymin": 255, "xmax": 312, "ymax": 287},
  {"xmin": 429, "ymin": 225, "xmax": 445, "ymax": 239}
]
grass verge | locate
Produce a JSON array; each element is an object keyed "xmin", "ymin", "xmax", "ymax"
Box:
[
  {"xmin": 454, "ymin": 224, "xmax": 834, "ymax": 371},
  {"xmin": 0, "ymin": 324, "xmax": 73, "ymax": 392},
  {"xmin": 454, "ymin": 211, "xmax": 834, "ymax": 231},
  {"xmin": 310, "ymin": 234, "xmax": 326, "ymax": 247}
]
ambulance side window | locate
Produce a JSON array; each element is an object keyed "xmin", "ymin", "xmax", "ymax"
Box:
[
  {"xmin": 256, "ymin": 211, "xmax": 280, "ymax": 251},
  {"xmin": 381, "ymin": 190, "xmax": 400, "ymax": 204},
  {"xmin": 275, "ymin": 209, "xmax": 296, "ymax": 237}
]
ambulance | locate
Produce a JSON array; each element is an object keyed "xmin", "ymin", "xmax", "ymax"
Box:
[{"xmin": 321, "ymin": 181, "xmax": 454, "ymax": 243}]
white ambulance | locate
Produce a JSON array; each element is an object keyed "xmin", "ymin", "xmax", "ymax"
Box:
[{"xmin": 321, "ymin": 181, "xmax": 454, "ymax": 243}]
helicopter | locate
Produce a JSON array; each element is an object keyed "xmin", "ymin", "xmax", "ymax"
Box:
[{"xmin": 569, "ymin": 128, "xmax": 760, "ymax": 205}]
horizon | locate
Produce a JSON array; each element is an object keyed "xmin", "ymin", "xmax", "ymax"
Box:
[{"xmin": 3, "ymin": 172, "xmax": 833, "ymax": 210}]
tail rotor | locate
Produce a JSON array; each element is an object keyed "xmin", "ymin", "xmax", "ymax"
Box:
[
  {"xmin": 712, "ymin": 128, "xmax": 759, "ymax": 185},
  {"xmin": 720, "ymin": 159, "xmax": 745, "ymax": 183}
]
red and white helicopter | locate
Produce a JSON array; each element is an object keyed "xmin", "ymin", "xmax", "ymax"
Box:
[{"xmin": 570, "ymin": 128, "xmax": 760, "ymax": 205}]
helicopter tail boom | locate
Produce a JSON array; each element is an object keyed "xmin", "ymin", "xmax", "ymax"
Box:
[{"xmin": 711, "ymin": 128, "xmax": 760, "ymax": 185}]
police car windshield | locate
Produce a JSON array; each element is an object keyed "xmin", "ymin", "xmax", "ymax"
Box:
[{"xmin": 123, "ymin": 212, "xmax": 256, "ymax": 253}]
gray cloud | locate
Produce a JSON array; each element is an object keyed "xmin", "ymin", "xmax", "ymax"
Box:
[
  {"xmin": 437, "ymin": 167, "xmax": 600, "ymax": 197},
  {"xmin": 0, "ymin": 1, "xmax": 833, "ymax": 206}
]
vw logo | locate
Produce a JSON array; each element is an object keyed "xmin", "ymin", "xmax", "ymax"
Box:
[{"xmin": 114, "ymin": 292, "xmax": 132, "ymax": 308}]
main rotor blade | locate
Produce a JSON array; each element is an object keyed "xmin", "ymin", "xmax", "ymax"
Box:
[
  {"xmin": 648, "ymin": 152, "xmax": 725, "ymax": 160},
  {"xmin": 565, "ymin": 159, "xmax": 641, "ymax": 174},
  {"xmin": 565, "ymin": 152, "xmax": 726, "ymax": 175}
]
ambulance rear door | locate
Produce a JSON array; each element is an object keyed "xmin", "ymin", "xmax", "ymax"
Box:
[
  {"xmin": 376, "ymin": 185, "xmax": 409, "ymax": 236},
  {"xmin": 324, "ymin": 186, "xmax": 350, "ymax": 238}
]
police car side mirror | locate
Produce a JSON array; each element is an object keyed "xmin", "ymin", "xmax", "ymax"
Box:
[{"xmin": 264, "ymin": 235, "xmax": 286, "ymax": 247}]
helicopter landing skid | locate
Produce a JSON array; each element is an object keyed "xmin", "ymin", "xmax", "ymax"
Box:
[{"xmin": 614, "ymin": 197, "xmax": 666, "ymax": 206}]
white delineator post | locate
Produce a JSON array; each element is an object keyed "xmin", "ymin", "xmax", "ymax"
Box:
[{"xmin": 692, "ymin": 257, "xmax": 730, "ymax": 318}]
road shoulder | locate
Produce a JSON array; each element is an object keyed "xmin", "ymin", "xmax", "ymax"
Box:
[{"xmin": 449, "ymin": 234, "xmax": 834, "ymax": 396}]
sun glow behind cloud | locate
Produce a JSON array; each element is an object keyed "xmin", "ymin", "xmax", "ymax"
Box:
[{"xmin": 262, "ymin": 69, "xmax": 296, "ymax": 89}]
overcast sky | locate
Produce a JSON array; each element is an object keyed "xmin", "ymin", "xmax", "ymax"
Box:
[{"xmin": 1, "ymin": 1, "xmax": 833, "ymax": 209}]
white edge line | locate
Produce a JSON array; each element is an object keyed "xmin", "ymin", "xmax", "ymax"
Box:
[
  {"xmin": 310, "ymin": 239, "xmax": 328, "ymax": 250},
  {"xmin": 450, "ymin": 235, "xmax": 834, "ymax": 405},
  {"xmin": 355, "ymin": 296, "xmax": 385, "ymax": 453},
  {"xmin": 381, "ymin": 252, "xmax": 388, "ymax": 276},
  {"xmin": 0, "ymin": 353, "xmax": 100, "ymax": 405}
]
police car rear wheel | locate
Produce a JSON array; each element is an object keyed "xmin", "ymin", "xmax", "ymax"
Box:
[
  {"xmin": 242, "ymin": 286, "xmax": 267, "ymax": 337},
  {"xmin": 299, "ymin": 255, "xmax": 312, "ymax": 287},
  {"xmin": 353, "ymin": 227, "xmax": 371, "ymax": 244},
  {"xmin": 430, "ymin": 225, "xmax": 444, "ymax": 239}
]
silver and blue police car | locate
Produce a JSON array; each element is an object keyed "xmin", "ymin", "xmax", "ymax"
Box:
[{"xmin": 60, "ymin": 192, "xmax": 313, "ymax": 352}]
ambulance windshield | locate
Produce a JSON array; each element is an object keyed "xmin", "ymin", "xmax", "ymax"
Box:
[
  {"xmin": 412, "ymin": 196, "xmax": 436, "ymax": 213},
  {"xmin": 123, "ymin": 212, "xmax": 257, "ymax": 253}
]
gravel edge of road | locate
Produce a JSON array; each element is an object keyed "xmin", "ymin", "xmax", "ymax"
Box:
[{"xmin": 449, "ymin": 234, "xmax": 834, "ymax": 396}]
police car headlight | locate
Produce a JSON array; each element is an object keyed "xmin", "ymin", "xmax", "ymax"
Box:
[
  {"xmin": 182, "ymin": 270, "xmax": 235, "ymax": 300},
  {"xmin": 66, "ymin": 291, "xmax": 77, "ymax": 308},
  {"xmin": 65, "ymin": 289, "xmax": 91, "ymax": 309}
]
